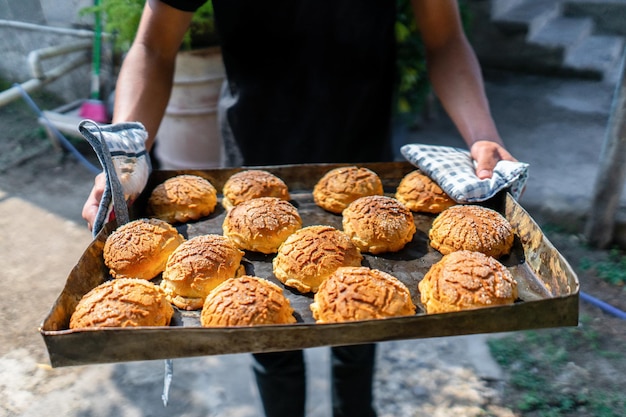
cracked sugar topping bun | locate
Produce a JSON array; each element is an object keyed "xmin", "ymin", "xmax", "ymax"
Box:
[
  {"xmin": 418, "ymin": 250, "xmax": 518, "ymax": 314},
  {"xmin": 69, "ymin": 278, "xmax": 174, "ymax": 329},
  {"xmin": 147, "ymin": 174, "xmax": 218, "ymax": 224},
  {"xmin": 394, "ymin": 170, "xmax": 456, "ymax": 213},
  {"xmin": 272, "ymin": 225, "xmax": 363, "ymax": 294},
  {"xmin": 160, "ymin": 234, "xmax": 245, "ymax": 310},
  {"xmin": 310, "ymin": 266, "xmax": 416, "ymax": 323},
  {"xmin": 428, "ymin": 204, "xmax": 514, "ymax": 258},
  {"xmin": 103, "ymin": 218, "xmax": 185, "ymax": 280},
  {"xmin": 222, "ymin": 169, "xmax": 290, "ymax": 210},
  {"xmin": 313, "ymin": 166, "xmax": 384, "ymax": 214},
  {"xmin": 341, "ymin": 195, "xmax": 416, "ymax": 254},
  {"xmin": 222, "ymin": 197, "xmax": 302, "ymax": 254},
  {"xmin": 201, "ymin": 276, "xmax": 296, "ymax": 327}
]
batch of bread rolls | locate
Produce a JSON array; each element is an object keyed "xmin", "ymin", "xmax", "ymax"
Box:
[{"xmin": 69, "ymin": 166, "xmax": 519, "ymax": 331}]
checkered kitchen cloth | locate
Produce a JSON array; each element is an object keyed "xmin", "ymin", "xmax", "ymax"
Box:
[{"xmin": 400, "ymin": 143, "xmax": 529, "ymax": 203}]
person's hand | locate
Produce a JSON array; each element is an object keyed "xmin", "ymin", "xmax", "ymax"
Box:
[
  {"xmin": 82, "ymin": 172, "xmax": 106, "ymax": 231},
  {"xmin": 470, "ymin": 140, "xmax": 516, "ymax": 179}
]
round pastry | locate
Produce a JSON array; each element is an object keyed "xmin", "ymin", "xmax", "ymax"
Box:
[
  {"xmin": 222, "ymin": 197, "xmax": 302, "ymax": 254},
  {"xmin": 147, "ymin": 174, "xmax": 218, "ymax": 223},
  {"xmin": 222, "ymin": 169, "xmax": 290, "ymax": 210},
  {"xmin": 201, "ymin": 276, "xmax": 296, "ymax": 327},
  {"xmin": 160, "ymin": 234, "xmax": 245, "ymax": 310},
  {"xmin": 428, "ymin": 204, "xmax": 514, "ymax": 258},
  {"xmin": 103, "ymin": 218, "xmax": 185, "ymax": 280},
  {"xmin": 310, "ymin": 266, "xmax": 416, "ymax": 323},
  {"xmin": 418, "ymin": 250, "xmax": 518, "ymax": 314},
  {"xmin": 394, "ymin": 170, "xmax": 456, "ymax": 213},
  {"xmin": 313, "ymin": 166, "xmax": 384, "ymax": 214},
  {"xmin": 341, "ymin": 195, "xmax": 416, "ymax": 254},
  {"xmin": 69, "ymin": 278, "xmax": 174, "ymax": 329},
  {"xmin": 272, "ymin": 225, "xmax": 363, "ymax": 293}
]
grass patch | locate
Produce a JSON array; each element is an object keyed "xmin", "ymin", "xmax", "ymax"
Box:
[
  {"xmin": 580, "ymin": 247, "xmax": 626, "ymax": 286},
  {"xmin": 487, "ymin": 317, "xmax": 626, "ymax": 416}
]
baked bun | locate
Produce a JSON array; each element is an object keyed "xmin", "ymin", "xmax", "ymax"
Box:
[
  {"xmin": 341, "ymin": 195, "xmax": 416, "ymax": 254},
  {"xmin": 429, "ymin": 205, "xmax": 514, "ymax": 258},
  {"xmin": 160, "ymin": 234, "xmax": 245, "ymax": 310},
  {"xmin": 310, "ymin": 266, "xmax": 416, "ymax": 323},
  {"xmin": 69, "ymin": 278, "xmax": 174, "ymax": 329},
  {"xmin": 222, "ymin": 170, "xmax": 290, "ymax": 210},
  {"xmin": 201, "ymin": 276, "xmax": 296, "ymax": 327},
  {"xmin": 147, "ymin": 174, "xmax": 218, "ymax": 223},
  {"xmin": 313, "ymin": 166, "xmax": 384, "ymax": 213},
  {"xmin": 103, "ymin": 218, "xmax": 185, "ymax": 280},
  {"xmin": 222, "ymin": 197, "xmax": 302, "ymax": 254},
  {"xmin": 272, "ymin": 225, "xmax": 363, "ymax": 293},
  {"xmin": 418, "ymin": 250, "xmax": 518, "ymax": 313},
  {"xmin": 394, "ymin": 170, "xmax": 456, "ymax": 213}
]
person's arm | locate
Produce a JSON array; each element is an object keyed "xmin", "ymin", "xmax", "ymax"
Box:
[
  {"xmin": 412, "ymin": 0, "xmax": 515, "ymax": 178},
  {"xmin": 82, "ymin": 0, "xmax": 193, "ymax": 229},
  {"xmin": 113, "ymin": 0, "xmax": 194, "ymax": 148}
]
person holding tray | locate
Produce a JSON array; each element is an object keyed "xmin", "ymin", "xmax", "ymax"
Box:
[{"xmin": 82, "ymin": 1, "xmax": 517, "ymax": 416}]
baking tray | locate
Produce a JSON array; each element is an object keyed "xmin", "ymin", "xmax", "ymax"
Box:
[{"xmin": 40, "ymin": 161, "xmax": 579, "ymax": 367}]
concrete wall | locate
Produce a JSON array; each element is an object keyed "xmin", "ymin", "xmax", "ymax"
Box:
[{"xmin": 0, "ymin": 0, "xmax": 101, "ymax": 104}]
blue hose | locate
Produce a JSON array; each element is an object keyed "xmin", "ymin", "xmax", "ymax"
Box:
[
  {"xmin": 14, "ymin": 84, "xmax": 101, "ymax": 175},
  {"xmin": 580, "ymin": 290, "xmax": 626, "ymax": 320}
]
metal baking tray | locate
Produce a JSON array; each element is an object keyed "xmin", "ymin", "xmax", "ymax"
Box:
[{"xmin": 40, "ymin": 162, "xmax": 579, "ymax": 367}]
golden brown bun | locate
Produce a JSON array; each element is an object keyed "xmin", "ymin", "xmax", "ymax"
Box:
[
  {"xmin": 147, "ymin": 174, "xmax": 218, "ymax": 223},
  {"xmin": 69, "ymin": 278, "xmax": 174, "ymax": 329},
  {"xmin": 201, "ymin": 276, "xmax": 296, "ymax": 327},
  {"xmin": 103, "ymin": 218, "xmax": 185, "ymax": 280},
  {"xmin": 418, "ymin": 250, "xmax": 518, "ymax": 313},
  {"xmin": 272, "ymin": 225, "xmax": 363, "ymax": 293},
  {"xmin": 428, "ymin": 205, "xmax": 514, "ymax": 258},
  {"xmin": 160, "ymin": 234, "xmax": 245, "ymax": 310},
  {"xmin": 313, "ymin": 166, "xmax": 384, "ymax": 213},
  {"xmin": 394, "ymin": 170, "xmax": 456, "ymax": 213},
  {"xmin": 222, "ymin": 197, "xmax": 302, "ymax": 254},
  {"xmin": 341, "ymin": 195, "xmax": 416, "ymax": 254},
  {"xmin": 310, "ymin": 266, "xmax": 416, "ymax": 323},
  {"xmin": 222, "ymin": 170, "xmax": 290, "ymax": 210}
]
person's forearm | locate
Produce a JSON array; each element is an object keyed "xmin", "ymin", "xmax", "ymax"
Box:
[
  {"xmin": 425, "ymin": 35, "xmax": 503, "ymax": 149},
  {"xmin": 112, "ymin": 44, "xmax": 176, "ymax": 150}
]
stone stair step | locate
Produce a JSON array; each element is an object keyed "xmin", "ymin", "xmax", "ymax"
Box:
[
  {"xmin": 564, "ymin": 0, "xmax": 626, "ymax": 37},
  {"xmin": 564, "ymin": 34, "xmax": 625, "ymax": 82},
  {"xmin": 494, "ymin": 0, "xmax": 562, "ymax": 36},
  {"xmin": 529, "ymin": 16, "xmax": 594, "ymax": 48}
]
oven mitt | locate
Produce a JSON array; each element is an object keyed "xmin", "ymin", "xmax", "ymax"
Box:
[
  {"xmin": 400, "ymin": 143, "xmax": 529, "ymax": 203},
  {"xmin": 78, "ymin": 120, "xmax": 151, "ymax": 237}
]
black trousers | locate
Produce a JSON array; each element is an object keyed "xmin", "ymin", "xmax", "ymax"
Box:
[{"xmin": 252, "ymin": 344, "xmax": 377, "ymax": 417}]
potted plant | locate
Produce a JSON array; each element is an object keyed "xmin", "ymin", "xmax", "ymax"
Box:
[{"xmin": 83, "ymin": 0, "xmax": 225, "ymax": 170}]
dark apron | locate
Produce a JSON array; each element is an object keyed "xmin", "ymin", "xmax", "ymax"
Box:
[{"xmin": 213, "ymin": 0, "xmax": 396, "ymax": 166}]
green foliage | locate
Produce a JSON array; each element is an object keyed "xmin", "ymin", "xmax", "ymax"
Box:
[
  {"xmin": 580, "ymin": 247, "xmax": 626, "ymax": 286},
  {"xmin": 487, "ymin": 320, "xmax": 625, "ymax": 416},
  {"xmin": 81, "ymin": 0, "xmax": 217, "ymax": 52},
  {"xmin": 394, "ymin": 0, "xmax": 429, "ymax": 121}
]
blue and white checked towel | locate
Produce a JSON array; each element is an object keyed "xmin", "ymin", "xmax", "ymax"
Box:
[{"xmin": 400, "ymin": 143, "xmax": 529, "ymax": 203}]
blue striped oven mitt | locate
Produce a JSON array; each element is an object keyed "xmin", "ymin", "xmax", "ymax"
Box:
[{"xmin": 400, "ymin": 144, "xmax": 529, "ymax": 203}]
